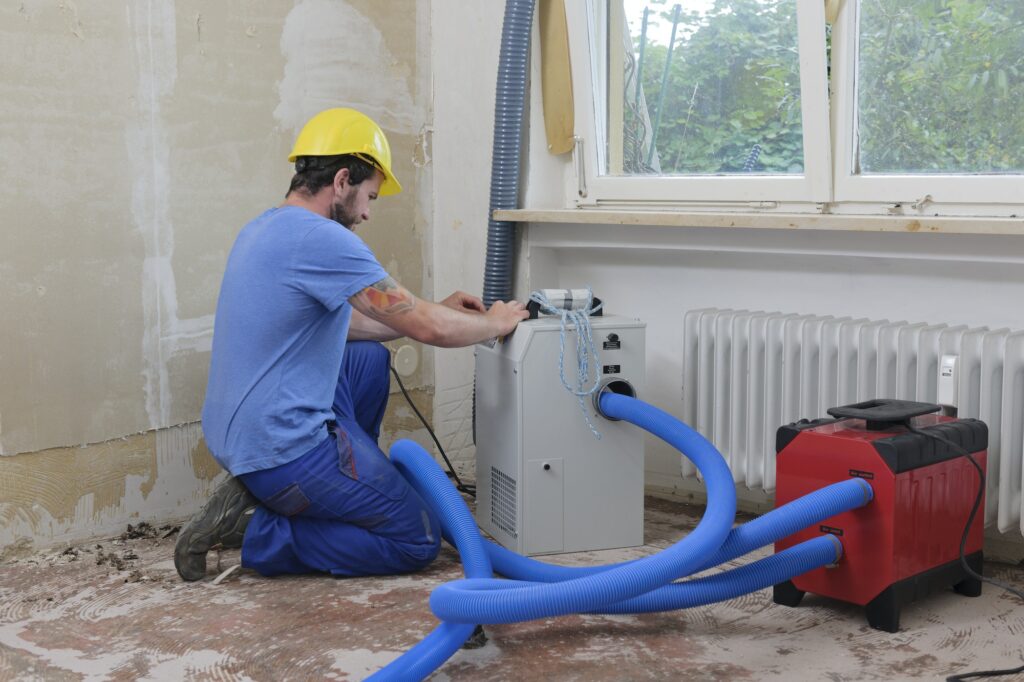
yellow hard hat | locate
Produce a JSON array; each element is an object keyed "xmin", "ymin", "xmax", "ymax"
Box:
[{"xmin": 288, "ymin": 108, "xmax": 402, "ymax": 196}]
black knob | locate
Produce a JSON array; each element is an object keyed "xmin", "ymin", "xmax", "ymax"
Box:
[{"xmin": 543, "ymin": 463, "xmax": 551, "ymax": 471}]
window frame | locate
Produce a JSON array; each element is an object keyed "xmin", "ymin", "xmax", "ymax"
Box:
[
  {"xmin": 564, "ymin": 0, "xmax": 1024, "ymax": 216},
  {"xmin": 830, "ymin": 0, "xmax": 1024, "ymax": 207},
  {"xmin": 566, "ymin": 0, "xmax": 831, "ymax": 207}
]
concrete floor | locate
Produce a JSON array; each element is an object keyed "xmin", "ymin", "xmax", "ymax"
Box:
[{"xmin": 2, "ymin": 496, "xmax": 1023, "ymax": 681}]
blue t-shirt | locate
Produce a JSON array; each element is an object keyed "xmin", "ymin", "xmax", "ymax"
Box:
[{"xmin": 202, "ymin": 206, "xmax": 388, "ymax": 475}]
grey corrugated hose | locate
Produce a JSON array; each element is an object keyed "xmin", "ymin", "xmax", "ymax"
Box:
[{"xmin": 483, "ymin": 0, "xmax": 536, "ymax": 308}]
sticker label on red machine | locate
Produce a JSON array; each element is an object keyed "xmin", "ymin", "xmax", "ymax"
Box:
[
  {"xmin": 849, "ymin": 469, "xmax": 875, "ymax": 480},
  {"xmin": 819, "ymin": 525, "xmax": 844, "ymax": 536}
]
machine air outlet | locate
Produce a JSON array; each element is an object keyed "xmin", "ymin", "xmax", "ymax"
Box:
[{"xmin": 490, "ymin": 466, "xmax": 518, "ymax": 538}]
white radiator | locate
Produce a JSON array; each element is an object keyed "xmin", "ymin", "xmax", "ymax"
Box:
[{"xmin": 682, "ymin": 308, "xmax": 1024, "ymax": 536}]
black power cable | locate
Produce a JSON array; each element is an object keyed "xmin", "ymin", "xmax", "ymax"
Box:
[
  {"xmin": 390, "ymin": 363, "xmax": 476, "ymax": 498},
  {"xmin": 903, "ymin": 424, "xmax": 1024, "ymax": 682},
  {"xmin": 947, "ymin": 664, "xmax": 1024, "ymax": 682}
]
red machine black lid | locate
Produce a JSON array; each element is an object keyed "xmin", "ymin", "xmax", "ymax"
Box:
[{"xmin": 776, "ymin": 399, "xmax": 989, "ymax": 473}]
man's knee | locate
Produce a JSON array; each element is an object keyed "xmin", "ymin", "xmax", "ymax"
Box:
[
  {"xmin": 349, "ymin": 341, "xmax": 391, "ymax": 395},
  {"xmin": 348, "ymin": 340, "xmax": 390, "ymax": 373},
  {"xmin": 396, "ymin": 506, "xmax": 441, "ymax": 572},
  {"xmin": 336, "ymin": 341, "xmax": 392, "ymax": 429},
  {"xmin": 399, "ymin": 530, "xmax": 442, "ymax": 572}
]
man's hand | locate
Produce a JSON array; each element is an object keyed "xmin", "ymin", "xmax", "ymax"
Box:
[
  {"xmin": 440, "ymin": 290, "xmax": 486, "ymax": 314},
  {"xmin": 485, "ymin": 299, "xmax": 530, "ymax": 337}
]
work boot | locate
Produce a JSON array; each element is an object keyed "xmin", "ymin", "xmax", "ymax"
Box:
[{"xmin": 174, "ymin": 477, "xmax": 257, "ymax": 581}]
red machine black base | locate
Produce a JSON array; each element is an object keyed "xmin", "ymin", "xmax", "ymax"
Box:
[{"xmin": 772, "ymin": 399, "xmax": 987, "ymax": 632}]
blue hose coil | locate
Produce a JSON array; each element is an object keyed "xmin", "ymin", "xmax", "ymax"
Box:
[
  {"xmin": 480, "ymin": 476, "xmax": 871, "ymax": 583},
  {"xmin": 369, "ymin": 393, "xmax": 873, "ymax": 679},
  {"xmin": 596, "ymin": 534, "xmax": 841, "ymax": 614},
  {"xmin": 430, "ymin": 394, "xmax": 738, "ymax": 624}
]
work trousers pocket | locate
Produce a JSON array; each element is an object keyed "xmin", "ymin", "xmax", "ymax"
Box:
[
  {"xmin": 330, "ymin": 421, "xmax": 407, "ymax": 502},
  {"xmin": 262, "ymin": 482, "xmax": 311, "ymax": 517}
]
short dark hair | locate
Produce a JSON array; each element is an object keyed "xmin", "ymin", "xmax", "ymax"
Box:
[{"xmin": 286, "ymin": 154, "xmax": 376, "ymax": 197}]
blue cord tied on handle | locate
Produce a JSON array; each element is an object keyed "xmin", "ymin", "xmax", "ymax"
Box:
[{"xmin": 527, "ymin": 288, "xmax": 605, "ymax": 439}]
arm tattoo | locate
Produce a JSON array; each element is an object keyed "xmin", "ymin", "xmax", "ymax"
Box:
[{"xmin": 354, "ymin": 276, "xmax": 416, "ymax": 319}]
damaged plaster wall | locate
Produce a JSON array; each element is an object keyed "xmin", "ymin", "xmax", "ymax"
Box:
[{"xmin": 0, "ymin": 0, "xmax": 431, "ymax": 554}]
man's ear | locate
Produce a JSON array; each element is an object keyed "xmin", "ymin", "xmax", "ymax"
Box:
[{"xmin": 333, "ymin": 167, "xmax": 351, "ymax": 192}]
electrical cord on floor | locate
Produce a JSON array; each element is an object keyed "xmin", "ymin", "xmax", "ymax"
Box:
[
  {"xmin": 390, "ymin": 363, "xmax": 476, "ymax": 498},
  {"xmin": 904, "ymin": 425, "xmax": 1024, "ymax": 682},
  {"xmin": 947, "ymin": 664, "xmax": 1024, "ymax": 682}
]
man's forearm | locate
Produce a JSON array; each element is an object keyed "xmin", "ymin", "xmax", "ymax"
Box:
[
  {"xmin": 349, "ymin": 276, "xmax": 527, "ymax": 348},
  {"xmin": 348, "ymin": 309, "xmax": 404, "ymax": 342}
]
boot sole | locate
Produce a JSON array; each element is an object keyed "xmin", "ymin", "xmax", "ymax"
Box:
[{"xmin": 174, "ymin": 481, "xmax": 253, "ymax": 581}]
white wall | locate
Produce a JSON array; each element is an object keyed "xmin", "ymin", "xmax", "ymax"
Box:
[
  {"xmin": 523, "ymin": 224, "xmax": 1024, "ymax": 493},
  {"xmin": 430, "ymin": 3, "xmax": 507, "ymax": 468}
]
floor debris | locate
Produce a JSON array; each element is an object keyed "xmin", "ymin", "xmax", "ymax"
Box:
[{"xmin": 0, "ymin": 502, "xmax": 1022, "ymax": 680}]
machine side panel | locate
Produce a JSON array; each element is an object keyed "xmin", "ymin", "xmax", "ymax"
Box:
[
  {"xmin": 474, "ymin": 346, "xmax": 524, "ymax": 552},
  {"xmin": 895, "ymin": 451, "xmax": 986, "ymax": 580}
]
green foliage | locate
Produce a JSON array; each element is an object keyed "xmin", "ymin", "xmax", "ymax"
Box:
[
  {"xmin": 858, "ymin": 0, "xmax": 1024, "ymax": 173},
  {"xmin": 623, "ymin": 0, "xmax": 1024, "ymax": 176},
  {"xmin": 625, "ymin": 0, "xmax": 803, "ymax": 174}
]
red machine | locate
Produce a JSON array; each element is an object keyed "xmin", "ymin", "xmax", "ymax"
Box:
[{"xmin": 773, "ymin": 399, "xmax": 987, "ymax": 632}]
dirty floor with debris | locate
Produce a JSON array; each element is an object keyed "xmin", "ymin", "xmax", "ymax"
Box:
[{"xmin": 2, "ymin": 498, "xmax": 1023, "ymax": 681}]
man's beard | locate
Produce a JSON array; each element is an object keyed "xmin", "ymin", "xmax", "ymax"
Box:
[{"xmin": 330, "ymin": 196, "xmax": 359, "ymax": 229}]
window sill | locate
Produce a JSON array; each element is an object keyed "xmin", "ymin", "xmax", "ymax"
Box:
[{"xmin": 493, "ymin": 209, "xmax": 1024, "ymax": 236}]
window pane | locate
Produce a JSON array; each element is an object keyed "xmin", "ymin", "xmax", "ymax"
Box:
[
  {"xmin": 614, "ymin": 0, "xmax": 804, "ymax": 176},
  {"xmin": 858, "ymin": 0, "xmax": 1024, "ymax": 174}
]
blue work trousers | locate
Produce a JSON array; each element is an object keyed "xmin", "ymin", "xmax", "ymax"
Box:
[{"xmin": 238, "ymin": 341, "xmax": 441, "ymax": 577}]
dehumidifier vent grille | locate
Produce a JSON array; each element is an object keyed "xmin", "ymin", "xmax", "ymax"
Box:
[
  {"xmin": 683, "ymin": 308, "xmax": 1024, "ymax": 538},
  {"xmin": 490, "ymin": 466, "xmax": 518, "ymax": 538}
]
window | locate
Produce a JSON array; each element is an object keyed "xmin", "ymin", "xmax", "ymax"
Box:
[
  {"xmin": 565, "ymin": 0, "xmax": 1024, "ymax": 213},
  {"xmin": 616, "ymin": 0, "xmax": 804, "ymax": 177},
  {"xmin": 832, "ymin": 0, "xmax": 1024, "ymax": 205}
]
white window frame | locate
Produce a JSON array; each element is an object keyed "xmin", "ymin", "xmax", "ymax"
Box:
[
  {"xmin": 564, "ymin": 0, "xmax": 1024, "ymax": 216},
  {"xmin": 565, "ymin": 0, "xmax": 832, "ymax": 207},
  {"xmin": 830, "ymin": 0, "xmax": 1024, "ymax": 207}
]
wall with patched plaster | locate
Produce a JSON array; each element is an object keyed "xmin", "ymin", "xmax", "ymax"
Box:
[{"xmin": 0, "ymin": 0, "xmax": 431, "ymax": 553}]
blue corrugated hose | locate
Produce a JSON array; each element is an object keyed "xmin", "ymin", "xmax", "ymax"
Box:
[
  {"xmin": 481, "ymin": 476, "xmax": 871, "ymax": 584},
  {"xmin": 367, "ymin": 393, "xmax": 873, "ymax": 680}
]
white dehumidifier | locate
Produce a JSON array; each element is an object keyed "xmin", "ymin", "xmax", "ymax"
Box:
[{"xmin": 474, "ymin": 307, "xmax": 646, "ymax": 555}]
